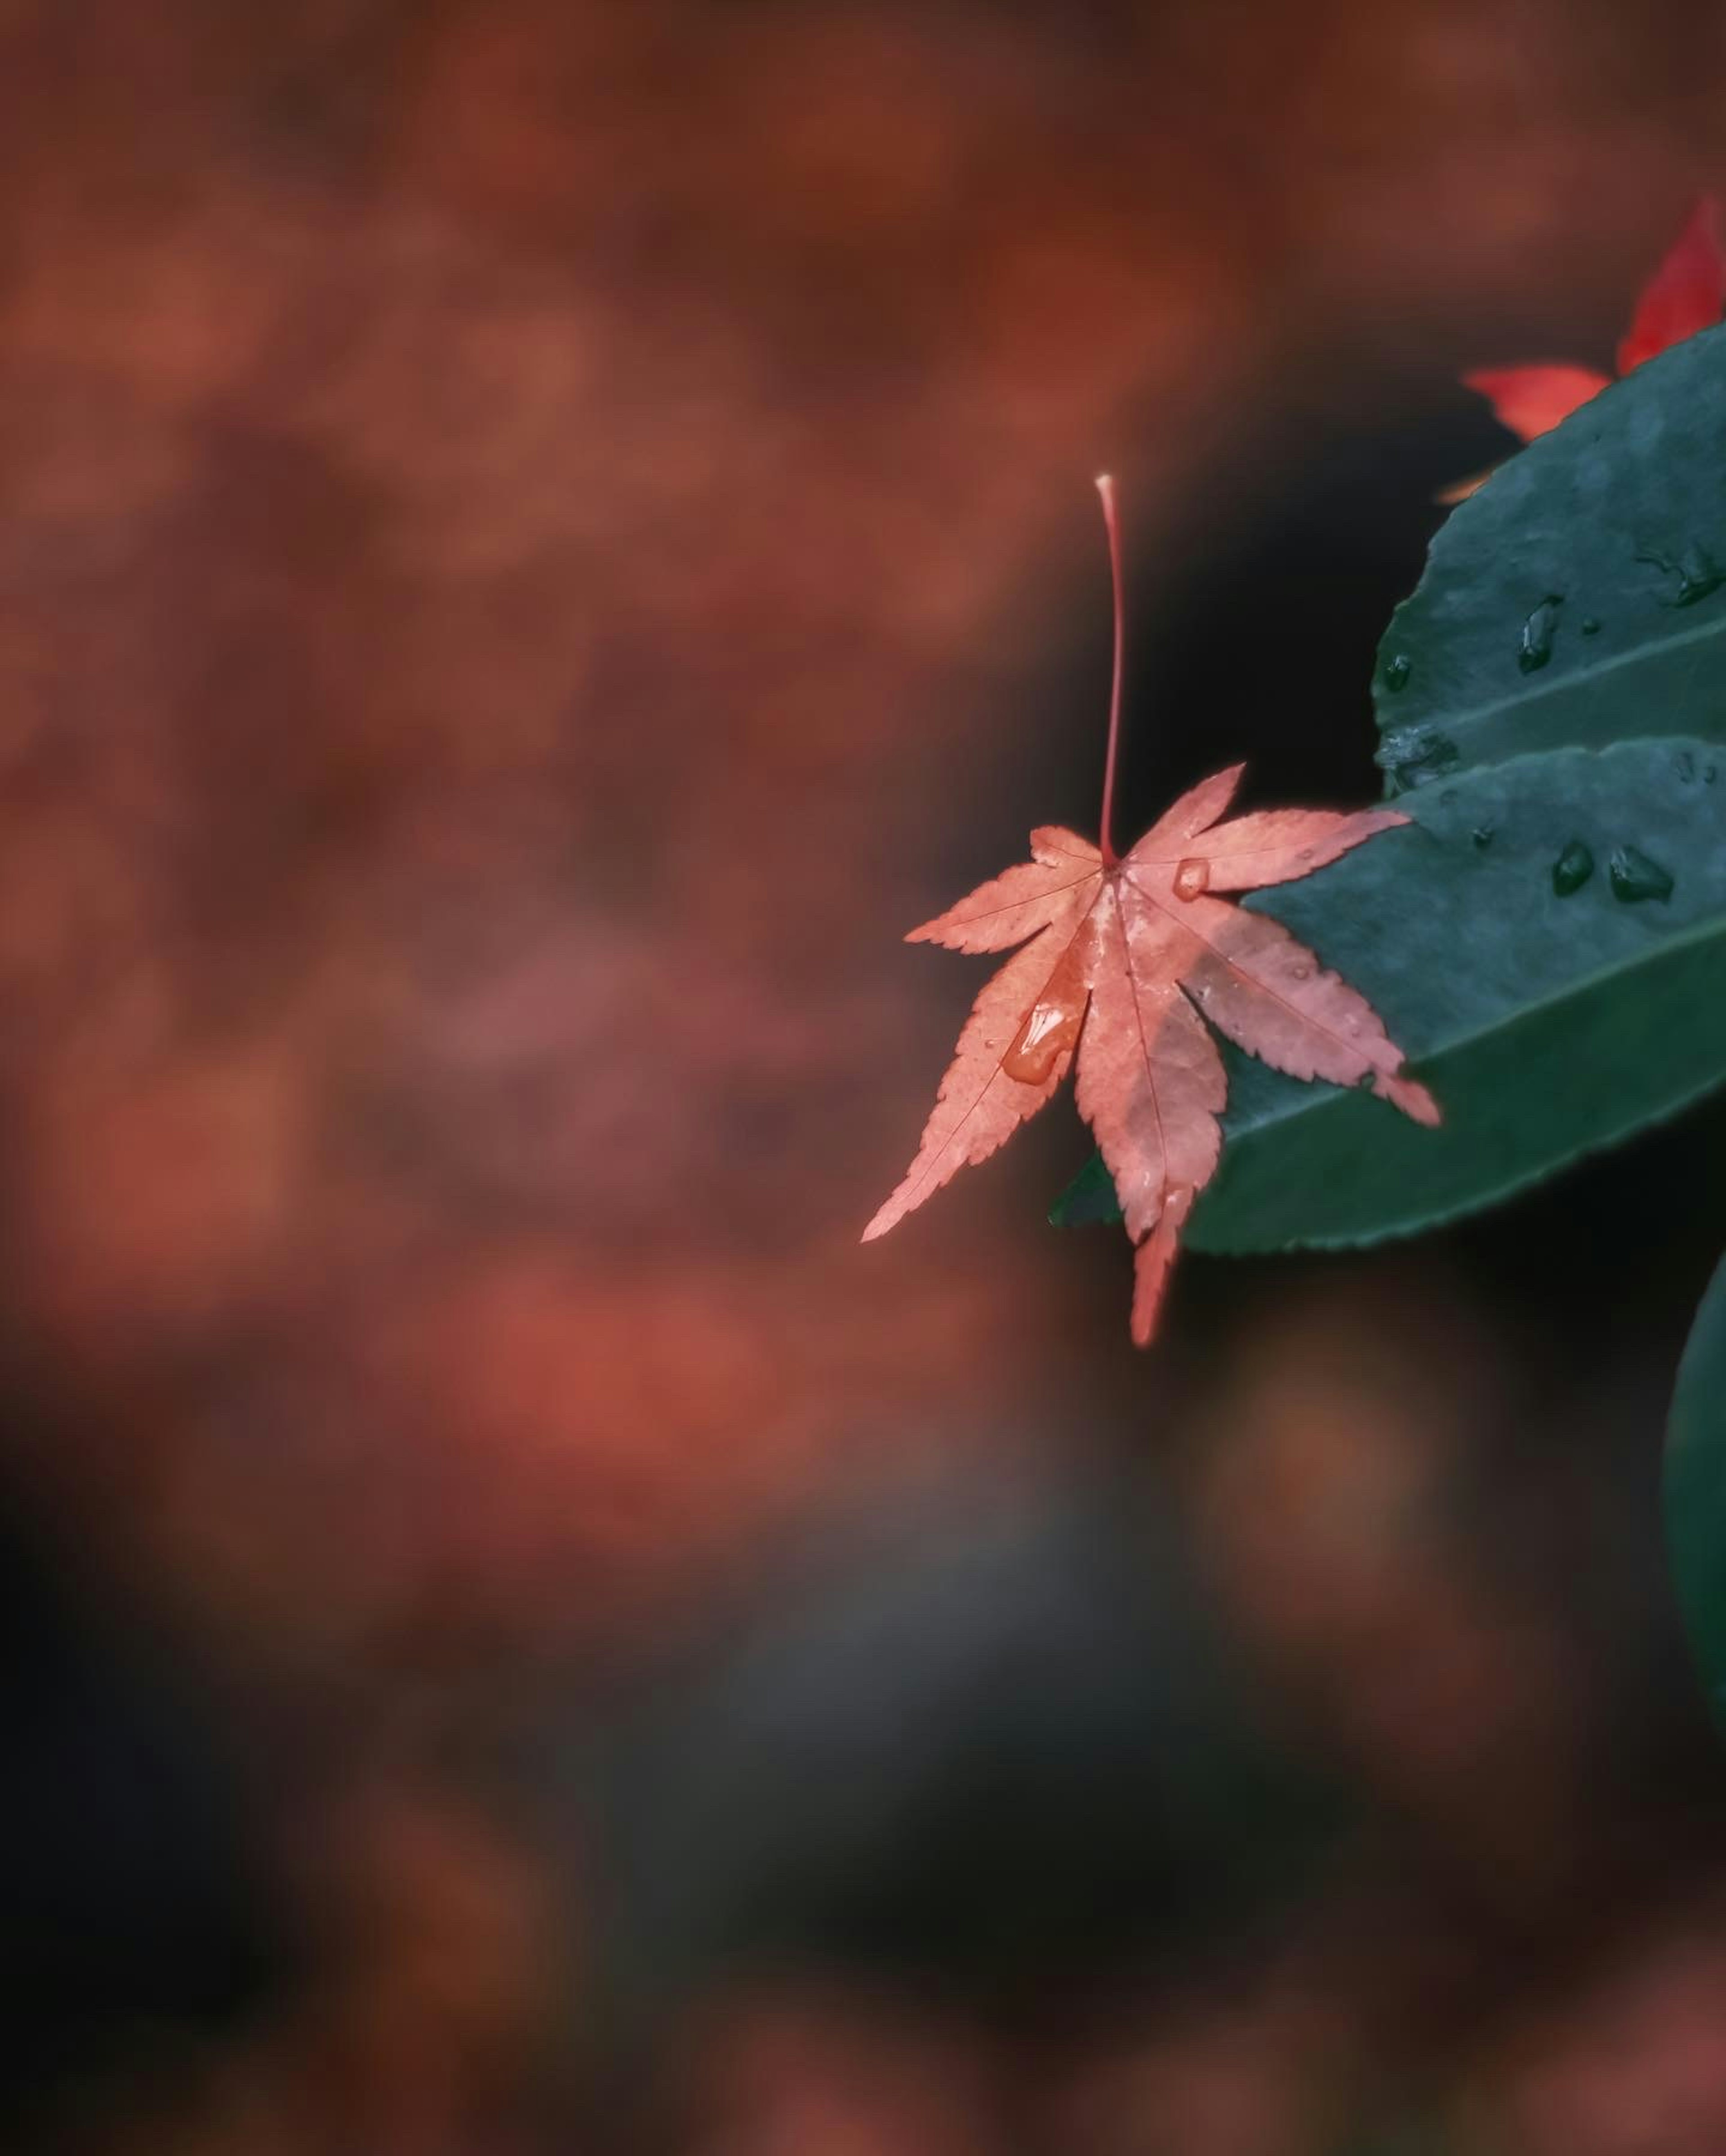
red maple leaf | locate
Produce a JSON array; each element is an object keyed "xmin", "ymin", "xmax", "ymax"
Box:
[
  {"xmin": 1446, "ymin": 196, "xmax": 1725, "ymax": 498},
  {"xmin": 865, "ymin": 480, "xmax": 1439, "ymax": 1345}
]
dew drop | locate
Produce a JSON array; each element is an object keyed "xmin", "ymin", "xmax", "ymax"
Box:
[
  {"xmin": 1676, "ymin": 543, "xmax": 1721, "ymax": 605},
  {"xmin": 1581, "ymin": 615, "xmax": 1602, "ymax": 635},
  {"xmin": 1517, "ymin": 595, "xmax": 1562, "ymax": 673},
  {"xmin": 1383, "ymin": 653, "xmax": 1413, "ymax": 692},
  {"xmin": 1290, "ymin": 962, "xmax": 1312, "ymax": 981},
  {"xmin": 1173, "ymin": 857, "xmax": 1210, "ymax": 901},
  {"xmin": 1380, "ymin": 725, "xmax": 1460, "ymax": 794},
  {"xmin": 1551, "ymin": 840, "xmax": 1594, "ymax": 897},
  {"xmin": 1004, "ymin": 996, "xmax": 1084, "ymax": 1084},
  {"xmin": 1608, "ymin": 845, "xmax": 1674, "ymax": 904},
  {"xmin": 1471, "ymin": 823, "xmax": 1495, "ymax": 850},
  {"xmin": 1637, "ymin": 542, "xmax": 1725, "ymax": 607}
]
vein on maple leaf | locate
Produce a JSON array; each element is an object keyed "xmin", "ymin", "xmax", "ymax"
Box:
[
  {"xmin": 1130, "ymin": 765, "xmax": 1245, "ymax": 857},
  {"xmin": 862, "ymin": 901, "xmax": 1099, "ymax": 1239},
  {"xmin": 907, "ymin": 866, "xmax": 1099, "ymax": 939},
  {"xmin": 1112, "ymin": 896, "xmax": 1172, "ymax": 1228},
  {"xmin": 1121, "ymin": 863, "xmax": 1399, "ymax": 1080},
  {"xmin": 1132, "ymin": 808, "xmax": 1403, "ymax": 885},
  {"xmin": 1077, "ymin": 893, "xmax": 1222, "ymax": 1252}
]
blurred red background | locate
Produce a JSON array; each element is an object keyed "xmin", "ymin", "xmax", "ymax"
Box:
[{"xmin": 6, "ymin": 2, "xmax": 1726, "ymax": 2150}]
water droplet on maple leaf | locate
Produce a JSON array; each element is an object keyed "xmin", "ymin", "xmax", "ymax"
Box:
[
  {"xmin": 1172, "ymin": 858, "xmax": 1210, "ymax": 901},
  {"xmin": 1003, "ymin": 995, "xmax": 1084, "ymax": 1085}
]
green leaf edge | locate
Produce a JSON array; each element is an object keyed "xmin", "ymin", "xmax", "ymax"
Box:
[{"xmin": 1664, "ymin": 1248, "xmax": 1726, "ymax": 1728}]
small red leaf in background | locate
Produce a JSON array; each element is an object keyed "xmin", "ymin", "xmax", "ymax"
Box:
[
  {"xmin": 1459, "ymin": 363, "xmax": 1612, "ymax": 445},
  {"xmin": 1453, "ymin": 195, "xmax": 1725, "ymax": 489},
  {"xmin": 1616, "ymin": 195, "xmax": 1726, "ymax": 373}
]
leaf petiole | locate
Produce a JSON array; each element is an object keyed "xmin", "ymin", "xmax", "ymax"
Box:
[{"xmin": 1095, "ymin": 472, "xmax": 1126, "ymax": 869}]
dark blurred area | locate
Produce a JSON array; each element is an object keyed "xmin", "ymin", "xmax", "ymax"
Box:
[{"xmin": 5, "ymin": 1, "xmax": 1726, "ymax": 2149}]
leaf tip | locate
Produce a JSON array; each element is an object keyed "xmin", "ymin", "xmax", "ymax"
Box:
[
  {"xmin": 1380, "ymin": 1072, "xmax": 1441, "ymax": 1127},
  {"xmin": 1129, "ymin": 1188, "xmax": 1193, "ymax": 1347},
  {"xmin": 861, "ymin": 1185, "xmax": 911, "ymax": 1241}
]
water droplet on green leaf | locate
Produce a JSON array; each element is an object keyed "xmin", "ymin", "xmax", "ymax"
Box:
[
  {"xmin": 1637, "ymin": 541, "xmax": 1724, "ymax": 607},
  {"xmin": 1609, "ymin": 845, "xmax": 1674, "ymax": 903},
  {"xmin": 1383, "ymin": 653, "xmax": 1412, "ymax": 692},
  {"xmin": 1551, "ymin": 840, "xmax": 1594, "ymax": 896},
  {"xmin": 1380, "ymin": 725, "xmax": 1459, "ymax": 794},
  {"xmin": 1518, "ymin": 595, "xmax": 1562, "ymax": 673}
]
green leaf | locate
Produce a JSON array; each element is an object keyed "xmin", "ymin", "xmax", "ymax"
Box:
[
  {"xmin": 1665, "ymin": 1252, "xmax": 1726, "ymax": 1725},
  {"xmin": 1374, "ymin": 324, "xmax": 1726, "ymax": 792},
  {"xmin": 1051, "ymin": 738, "xmax": 1726, "ymax": 1251}
]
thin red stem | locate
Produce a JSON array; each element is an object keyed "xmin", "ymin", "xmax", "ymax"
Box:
[{"xmin": 1094, "ymin": 473, "xmax": 1125, "ymax": 868}]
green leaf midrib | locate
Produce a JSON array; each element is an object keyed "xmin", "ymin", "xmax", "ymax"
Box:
[{"xmin": 1387, "ymin": 605, "xmax": 1726, "ymax": 755}]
